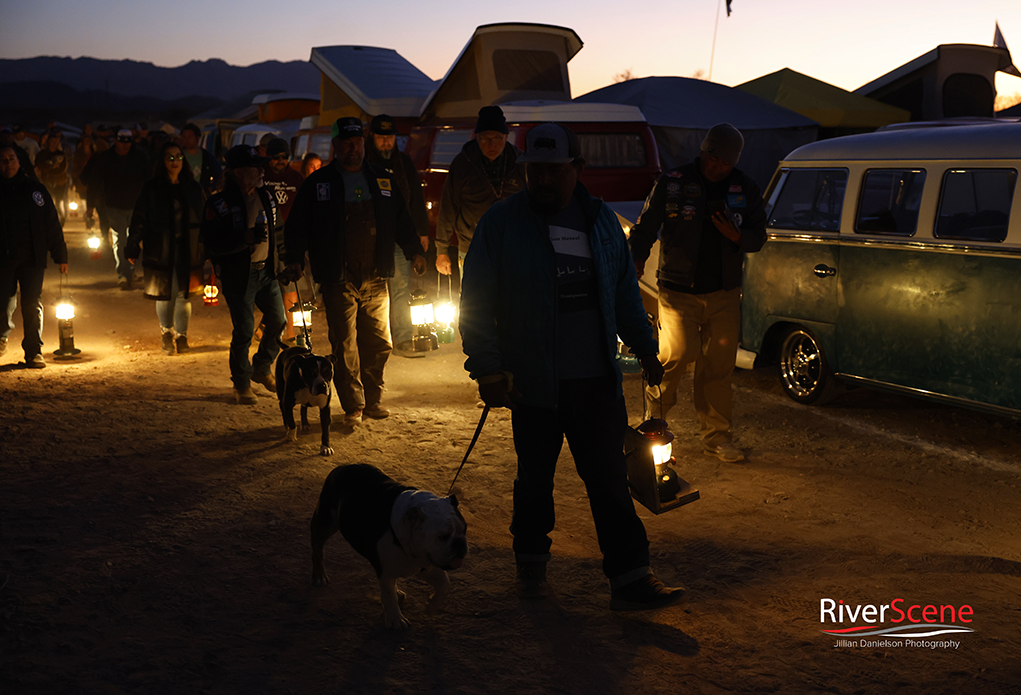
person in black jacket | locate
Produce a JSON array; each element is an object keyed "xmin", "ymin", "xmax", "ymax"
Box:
[
  {"xmin": 629, "ymin": 123, "xmax": 767, "ymax": 463},
  {"xmin": 0, "ymin": 145, "xmax": 68, "ymax": 368},
  {"xmin": 180, "ymin": 123, "xmax": 222, "ymax": 196},
  {"xmin": 80, "ymin": 128, "xmax": 151, "ymax": 290},
  {"xmin": 364, "ymin": 113, "xmax": 430, "ymax": 357},
  {"xmin": 200, "ymin": 145, "xmax": 286, "ymax": 405},
  {"xmin": 282, "ymin": 117, "xmax": 426, "ymax": 425},
  {"xmin": 434, "ymin": 106, "xmax": 524, "ymax": 282},
  {"xmin": 126, "ymin": 142, "xmax": 206, "ymax": 355}
]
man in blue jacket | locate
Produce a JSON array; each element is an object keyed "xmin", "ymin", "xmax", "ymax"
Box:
[{"xmin": 460, "ymin": 123, "xmax": 685, "ymax": 611}]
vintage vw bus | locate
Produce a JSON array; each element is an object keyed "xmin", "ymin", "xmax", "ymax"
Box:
[{"xmin": 741, "ymin": 122, "xmax": 1021, "ymax": 416}]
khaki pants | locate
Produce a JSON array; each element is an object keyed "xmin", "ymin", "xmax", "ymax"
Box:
[{"xmin": 645, "ymin": 287, "xmax": 741, "ymax": 444}]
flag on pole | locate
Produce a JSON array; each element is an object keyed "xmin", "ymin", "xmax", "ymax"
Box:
[
  {"xmin": 994, "ymin": 21, "xmax": 1021, "ymax": 77},
  {"xmin": 726, "ymin": 0, "xmax": 733, "ymax": 16}
]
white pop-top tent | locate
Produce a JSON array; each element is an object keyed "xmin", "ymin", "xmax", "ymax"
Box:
[
  {"xmin": 418, "ymin": 23, "xmax": 583, "ymax": 124},
  {"xmin": 309, "ymin": 45, "xmax": 438, "ymax": 126}
]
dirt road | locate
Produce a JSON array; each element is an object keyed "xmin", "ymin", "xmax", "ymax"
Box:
[{"xmin": 2, "ymin": 219, "xmax": 1020, "ymax": 694}]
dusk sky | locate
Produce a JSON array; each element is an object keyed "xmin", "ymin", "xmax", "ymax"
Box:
[{"xmin": 3, "ymin": 0, "xmax": 1021, "ymax": 100}]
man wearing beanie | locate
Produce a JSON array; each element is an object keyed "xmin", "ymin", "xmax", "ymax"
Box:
[
  {"xmin": 283, "ymin": 117, "xmax": 426, "ymax": 425},
  {"xmin": 629, "ymin": 123, "xmax": 767, "ymax": 463},
  {"xmin": 435, "ymin": 105, "xmax": 524, "ymax": 281},
  {"xmin": 364, "ymin": 114, "xmax": 430, "ymax": 357}
]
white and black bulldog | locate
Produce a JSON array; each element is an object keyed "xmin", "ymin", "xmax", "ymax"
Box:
[
  {"xmin": 275, "ymin": 345, "xmax": 337, "ymax": 455},
  {"xmin": 310, "ymin": 463, "xmax": 468, "ymax": 630}
]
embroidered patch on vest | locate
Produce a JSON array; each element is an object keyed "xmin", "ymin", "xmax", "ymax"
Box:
[
  {"xmin": 32, "ymin": 191, "xmax": 45, "ymax": 207},
  {"xmin": 317, "ymin": 183, "xmax": 330, "ymax": 201},
  {"xmin": 376, "ymin": 178, "xmax": 392, "ymax": 191}
]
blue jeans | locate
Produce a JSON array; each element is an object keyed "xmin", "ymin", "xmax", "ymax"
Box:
[
  {"xmin": 106, "ymin": 206, "xmax": 133, "ymax": 281},
  {"xmin": 510, "ymin": 375, "xmax": 651, "ymax": 582},
  {"xmin": 0, "ymin": 262, "xmax": 45, "ymax": 359},
  {"xmin": 155, "ymin": 269, "xmax": 191, "ymax": 336},
  {"xmin": 220, "ymin": 261, "xmax": 286, "ymax": 390},
  {"xmin": 388, "ymin": 250, "xmax": 413, "ymax": 345}
]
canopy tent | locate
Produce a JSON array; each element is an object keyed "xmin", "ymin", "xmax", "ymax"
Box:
[
  {"xmin": 737, "ymin": 68, "xmax": 909, "ymax": 132},
  {"xmin": 309, "ymin": 45, "xmax": 437, "ymax": 129},
  {"xmin": 575, "ymin": 77, "xmax": 817, "ymax": 191},
  {"xmin": 855, "ymin": 44, "xmax": 1020, "ymax": 120},
  {"xmin": 418, "ymin": 23, "xmax": 583, "ymax": 125}
]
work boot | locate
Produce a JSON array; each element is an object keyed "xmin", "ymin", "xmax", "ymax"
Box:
[
  {"xmin": 161, "ymin": 331, "xmax": 175, "ymax": 355},
  {"xmin": 118, "ymin": 277, "xmax": 131, "ymax": 291},
  {"xmin": 175, "ymin": 335, "xmax": 190, "ymax": 354},
  {"xmin": 363, "ymin": 403, "xmax": 390, "ymax": 419},
  {"xmin": 252, "ymin": 372, "xmax": 276, "ymax": 393},
  {"xmin": 234, "ymin": 387, "xmax": 258, "ymax": 405},
  {"xmin": 515, "ymin": 561, "xmax": 549, "ymax": 599},
  {"xmin": 26, "ymin": 353, "xmax": 46, "ymax": 369},
  {"xmin": 702, "ymin": 438, "xmax": 745, "ymax": 463},
  {"xmin": 610, "ymin": 573, "xmax": 686, "ymax": 612},
  {"xmin": 343, "ymin": 410, "xmax": 363, "ymax": 426}
]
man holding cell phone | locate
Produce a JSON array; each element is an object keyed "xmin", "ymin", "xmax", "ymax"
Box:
[{"xmin": 628, "ymin": 123, "xmax": 767, "ymax": 462}]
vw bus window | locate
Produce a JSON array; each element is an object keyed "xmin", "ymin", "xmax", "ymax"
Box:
[
  {"xmin": 766, "ymin": 168, "xmax": 847, "ymax": 231},
  {"xmin": 855, "ymin": 169, "xmax": 926, "ymax": 236},
  {"xmin": 430, "ymin": 129, "xmax": 473, "ymax": 169},
  {"xmin": 935, "ymin": 169, "xmax": 1017, "ymax": 242}
]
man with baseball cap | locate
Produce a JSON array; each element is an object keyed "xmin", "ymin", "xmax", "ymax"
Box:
[
  {"xmin": 79, "ymin": 127, "xmax": 150, "ymax": 289},
  {"xmin": 629, "ymin": 123, "xmax": 767, "ymax": 463},
  {"xmin": 283, "ymin": 117, "xmax": 426, "ymax": 425},
  {"xmin": 200, "ymin": 144, "xmax": 287, "ymax": 405},
  {"xmin": 434, "ymin": 105, "xmax": 524, "ymax": 282},
  {"xmin": 460, "ymin": 122, "xmax": 684, "ymax": 611},
  {"xmin": 364, "ymin": 113, "xmax": 429, "ymax": 357}
]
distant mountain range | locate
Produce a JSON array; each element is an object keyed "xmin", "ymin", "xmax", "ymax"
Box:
[{"xmin": 0, "ymin": 56, "xmax": 320, "ymax": 127}]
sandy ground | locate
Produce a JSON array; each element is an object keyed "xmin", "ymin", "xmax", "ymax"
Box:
[{"xmin": 2, "ymin": 217, "xmax": 1021, "ymax": 695}]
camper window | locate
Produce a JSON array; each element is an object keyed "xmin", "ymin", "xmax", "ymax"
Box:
[
  {"xmin": 493, "ymin": 49, "xmax": 564, "ymax": 92},
  {"xmin": 309, "ymin": 134, "xmax": 333, "ymax": 160},
  {"xmin": 576, "ymin": 133, "xmax": 647, "ymax": 168},
  {"xmin": 766, "ymin": 168, "xmax": 847, "ymax": 232},
  {"xmin": 855, "ymin": 169, "xmax": 926, "ymax": 236},
  {"xmin": 430, "ymin": 129, "xmax": 473, "ymax": 169},
  {"xmin": 935, "ymin": 168, "xmax": 1017, "ymax": 242}
]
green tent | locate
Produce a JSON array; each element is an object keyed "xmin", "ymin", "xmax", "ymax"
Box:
[{"xmin": 738, "ymin": 68, "xmax": 909, "ymax": 129}]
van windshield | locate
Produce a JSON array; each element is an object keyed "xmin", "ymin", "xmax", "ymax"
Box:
[{"xmin": 767, "ymin": 168, "xmax": 847, "ymax": 231}]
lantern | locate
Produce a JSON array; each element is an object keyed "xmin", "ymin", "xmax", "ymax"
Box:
[
  {"xmin": 289, "ymin": 300, "xmax": 315, "ymax": 348},
  {"xmin": 435, "ymin": 300, "xmax": 456, "ymax": 344},
  {"xmin": 203, "ymin": 283, "xmax": 219, "ymax": 306},
  {"xmin": 410, "ymin": 289, "xmax": 438, "ymax": 352},
  {"xmin": 87, "ymin": 233, "xmax": 102, "ymax": 260},
  {"xmin": 53, "ymin": 299, "xmax": 81, "ymax": 358},
  {"xmin": 624, "ymin": 418, "xmax": 699, "ymax": 514}
]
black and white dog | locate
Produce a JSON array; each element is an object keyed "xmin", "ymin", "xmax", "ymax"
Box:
[
  {"xmin": 274, "ymin": 345, "xmax": 337, "ymax": 456},
  {"xmin": 310, "ymin": 463, "xmax": 468, "ymax": 630}
]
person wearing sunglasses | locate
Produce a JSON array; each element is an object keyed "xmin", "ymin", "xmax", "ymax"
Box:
[{"xmin": 126, "ymin": 142, "xmax": 207, "ymax": 355}]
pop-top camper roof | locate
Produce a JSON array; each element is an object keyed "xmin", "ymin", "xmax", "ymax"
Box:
[
  {"xmin": 418, "ymin": 23, "xmax": 584, "ymax": 124},
  {"xmin": 309, "ymin": 45, "xmax": 438, "ymax": 126}
]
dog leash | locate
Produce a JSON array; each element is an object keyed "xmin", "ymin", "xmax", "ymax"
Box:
[
  {"xmin": 447, "ymin": 405, "xmax": 490, "ymax": 495},
  {"xmin": 291, "ymin": 278, "xmax": 313, "ymax": 348}
]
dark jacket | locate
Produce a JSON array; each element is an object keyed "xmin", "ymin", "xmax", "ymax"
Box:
[
  {"xmin": 284, "ymin": 160, "xmax": 424, "ymax": 284},
  {"xmin": 365, "ymin": 142, "xmax": 429, "ymax": 239},
  {"xmin": 193, "ymin": 148, "xmax": 223, "ymax": 195},
  {"xmin": 460, "ymin": 182, "xmax": 657, "ymax": 409},
  {"xmin": 126, "ymin": 175, "xmax": 206, "ymax": 300},
  {"xmin": 435, "ymin": 139, "xmax": 524, "ymax": 254},
  {"xmin": 0, "ymin": 171, "xmax": 67, "ymax": 268},
  {"xmin": 200, "ymin": 176, "xmax": 281, "ymax": 272},
  {"xmin": 79, "ymin": 145, "xmax": 150, "ymax": 210},
  {"xmin": 629, "ymin": 158, "xmax": 767, "ymax": 292}
]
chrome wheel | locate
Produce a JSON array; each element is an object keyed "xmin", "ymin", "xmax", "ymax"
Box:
[{"xmin": 778, "ymin": 327, "xmax": 839, "ymax": 405}]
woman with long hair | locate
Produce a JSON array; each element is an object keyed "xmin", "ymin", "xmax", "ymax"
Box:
[{"xmin": 126, "ymin": 141, "xmax": 206, "ymax": 354}]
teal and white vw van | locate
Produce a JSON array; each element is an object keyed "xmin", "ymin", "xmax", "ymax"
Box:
[{"xmin": 741, "ymin": 123, "xmax": 1021, "ymax": 416}]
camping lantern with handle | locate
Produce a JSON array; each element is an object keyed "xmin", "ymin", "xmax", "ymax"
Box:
[
  {"xmin": 53, "ymin": 278, "xmax": 81, "ymax": 358},
  {"xmin": 410, "ymin": 289, "xmax": 438, "ymax": 352},
  {"xmin": 289, "ymin": 300, "xmax": 315, "ymax": 348}
]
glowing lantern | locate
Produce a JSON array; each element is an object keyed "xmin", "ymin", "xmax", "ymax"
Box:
[
  {"xmin": 87, "ymin": 234, "xmax": 102, "ymax": 259},
  {"xmin": 410, "ymin": 289, "xmax": 438, "ymax": 352},
  {"xmin": 435, "ymin": 300, "xmax": 456, "ymax": 344},
  {"xmin": 203, "ymin": 270, "xmax": 219, "ymax": 306},
  {"xmin": 289, "ymin": 301, "xmax": 315, "ymax": 348},
  {"xmin": 624, "ymin": 418, "xmax": 699, "ymax": 514},
  {"xmin": 53, "ymin": 298, "xmax": 81, "ymax": 358},
  {"xmin": 69, "ymin": 201, "xmax": 79, "ymax": 211}
]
